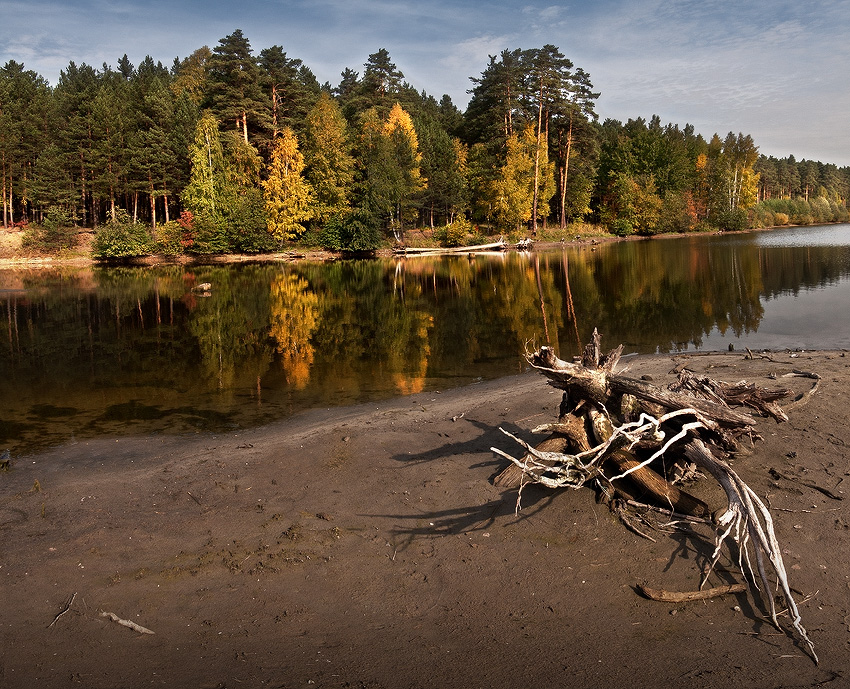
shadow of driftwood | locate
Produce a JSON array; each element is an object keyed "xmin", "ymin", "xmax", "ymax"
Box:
[{"xmin": 390, "ymin": 415, "xmax": 536, "ymax": 476}]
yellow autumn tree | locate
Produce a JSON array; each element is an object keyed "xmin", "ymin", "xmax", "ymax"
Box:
[
  {"xmin": 491, "ymin": 125, "xmax": 555, "ymax": 232},
  {"xmin": 381, "ymin": 102, "xmax": 424, "ymax": 238},
  {"xmin": 262, "ymin": 127, "xmax": 314, "ymax": 241}
]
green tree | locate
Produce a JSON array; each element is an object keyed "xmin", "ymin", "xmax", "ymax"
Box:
[
  {"xmin": 360, "ymin": 48, "xmax": 404, "ymax": 115},
  {"xmin": 53, "ymin": 61, "xmax": 101, "ymax": 226},
  {"xmin": 416, "ymin": 114, "xmax": 469, "ymax": 226},
  {"xmin": 258, "ymin": 46, "xmax": 317, "ymax": 142},
  {"xmin": 303, "ymin": 93, "xmax": 355, "ymax": 223},
  {"xmin": 262, "ymin": 127, "xmax": 314, "ymax": 241},
  {"xmin": 90, "ymin": 66, "xmax": 133, "ymax": 222},
  {"xmin": 0, "ymin": 60, "xmax": 53, "ymax": 226},
  {"xmin": 182, "ymin": 111, "xmax": 232, "ymax": 229},
  {"xmin": 205, "ymin": 30, "xmax": 267, "ymax": 145}
]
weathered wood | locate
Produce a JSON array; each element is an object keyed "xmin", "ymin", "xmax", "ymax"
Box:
[
  {"xmin": 671, "ymin": 369, "xmax": 792, "ymax": 422},
  {"xmin": 637, "ymin": 583, "xmax": 746, "ymax": 602},
  {"xmin": 588, "ymin": 410, "xmax": 710, "ymax": 518},
  {"xmin": 394, "ymin": 239, "xmax": 507, "ymax": 255},
  {"xmin": 531, "ymin": 346, "xmax": 757, "ymax": 428}
]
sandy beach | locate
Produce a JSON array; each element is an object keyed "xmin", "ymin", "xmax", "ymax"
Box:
[{"xmin": 2, "ymin": 349, "xmax": 849, "ymax": 688}]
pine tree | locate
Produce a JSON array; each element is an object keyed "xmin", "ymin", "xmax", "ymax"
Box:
[
  {"xmin": 262, "ymin": 127, "xmax": 314, "ymax": 241},
  {"xmin": 206, "ymin": 30, "xmax": 268, "ymax": 145}
]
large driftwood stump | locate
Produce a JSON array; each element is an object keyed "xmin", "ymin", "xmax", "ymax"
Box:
[{"xmin": 491, "ymin": 329, "xmax": 816, "ymax": 663}]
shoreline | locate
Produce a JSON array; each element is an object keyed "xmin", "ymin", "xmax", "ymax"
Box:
[
  {"xmin": 2, "ymin": 349, "xmax": 849, "ymax": 687},
  {"xmin": 0, "ymin": 222, "xmax": 823, "ymax": 270}
]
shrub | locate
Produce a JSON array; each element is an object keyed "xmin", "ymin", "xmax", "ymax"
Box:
[
  {"xmin": 189, "ymin": 211, "xmax": 229, "ymax": 254},
  {"xmin": 442, "ymin": 217, "xmax": 472, "ymax": 247},
  {"xmin": 20, "ymin": 207, "xmax": 76, "ymax": 252},
  {"xmin": 715, "ymin": 208, "xmax": 747, "ymax": 232},
  {"xmin": 92, "ymin": 210, "xmax": 152, "ymax": 259},
  {"xmin": 228, "ymin": 188, "xmax": 274, "ymax": 254},
  {"xmin": 317, "ymin": 210, "xmax": 382, "ymax": 252},
  {"xmin": 611, "ymin": 218, "xmax": 633, "ymax": 237},
  {"xmin": 155, "ymin": 220, "xmax": 187, "ymax": 256}
]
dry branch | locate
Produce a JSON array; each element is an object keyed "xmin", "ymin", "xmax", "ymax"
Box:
[
  {"xmin": 100, "ymin": 611, "xmax": 155, "ymax": 635},
  {"xmin": 637, "ymin": 582, "xmax": 747, "ymax": 602}
]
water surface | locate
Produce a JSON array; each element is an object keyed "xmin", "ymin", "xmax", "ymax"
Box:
[{"xmin": 3, "ymin": 224, "xmax": 850, "ymax": 455}]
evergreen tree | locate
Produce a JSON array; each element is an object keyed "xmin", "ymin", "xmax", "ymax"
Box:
[
  {"xmin": 258, "ymin": 45, "xmax": 316, "ymax": 142},
  {"xmin": 0, "ymin": 60, "xmax": 53, "ymax": 225},
  {"xmin": 360, "ymin": 48, "xmax": 404, "ymax": 114},
  {"xmin": 206, "ymin": 30, "xmax": 268, "ymax": 145}
]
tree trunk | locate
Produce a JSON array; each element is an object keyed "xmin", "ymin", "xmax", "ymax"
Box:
[
  {"xmin": 530, "ymin": 79, "xmax": 544, "ymax": 236},
  {"xmin": 559, "ymin": 115, "xmax": 573, "ymax": 229}
]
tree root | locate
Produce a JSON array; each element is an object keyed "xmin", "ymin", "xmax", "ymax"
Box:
[{"xmin": 491, "ymin": 329, "xmax": 820, "ymax": 663}]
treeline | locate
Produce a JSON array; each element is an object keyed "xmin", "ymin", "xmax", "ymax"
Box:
[{"xmin": 2, "ymin": 30, "xmax": 849, "ymax": 256}]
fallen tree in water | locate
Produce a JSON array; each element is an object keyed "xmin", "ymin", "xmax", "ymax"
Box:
[{"xmin": 491, "ymin": 330, "xmax": 818, "ymax": 663}]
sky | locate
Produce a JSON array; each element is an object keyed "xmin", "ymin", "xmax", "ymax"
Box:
[{"xmin": 2, "ymin": 0, "xmax": 849, "ymax": 166}]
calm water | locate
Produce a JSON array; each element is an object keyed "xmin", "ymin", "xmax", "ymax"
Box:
[{"xmin": 3, "ymin": 223, "xmax": 850, "ymax": 456}]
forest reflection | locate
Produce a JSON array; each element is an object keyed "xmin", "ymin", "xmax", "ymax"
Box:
[{"xmin": 3, "ymin": 226, "xmax": 850, "ymax": 455}]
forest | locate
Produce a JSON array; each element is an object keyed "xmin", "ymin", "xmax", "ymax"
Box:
[{"xmin": 1, "ymin": 29, "xmax": 849, "ymax": 257}]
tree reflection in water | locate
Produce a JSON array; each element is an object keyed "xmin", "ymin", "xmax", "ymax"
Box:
[{"xmin": 2, "ymin": 224, "xmax": 850, "ymax": 455}]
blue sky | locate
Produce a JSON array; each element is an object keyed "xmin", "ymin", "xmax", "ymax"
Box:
[{"xmin": 3, "ymin": 0, "xmax": 849, "ymax": 166}]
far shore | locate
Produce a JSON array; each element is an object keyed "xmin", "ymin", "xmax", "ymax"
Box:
[{"xmin": 0, "ymin": 221, "xmax": 824, "ymax": 270}]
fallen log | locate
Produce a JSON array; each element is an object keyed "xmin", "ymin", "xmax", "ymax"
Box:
[{"xmin": 394, "ymin": 238, "xmax": 507, "ymax": 255}]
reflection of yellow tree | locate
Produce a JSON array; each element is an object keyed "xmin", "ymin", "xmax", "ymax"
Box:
[
  {"xmin": 269, "ymin": 273, "xmax": 320, "ymax": 389},
  {"xmin": 391, "ymin": 312, "xmax": 433, "ymax": 395}
]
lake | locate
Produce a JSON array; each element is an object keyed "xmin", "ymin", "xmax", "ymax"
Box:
[{"xmin": 3, "ymin": 223, "xmax": 850, "ymax": 456}]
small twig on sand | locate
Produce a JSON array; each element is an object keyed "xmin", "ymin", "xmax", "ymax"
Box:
[
  {"xmin": 637, "ymin": 583, "xmax": 747, "ymax": 602},
  {"xmin": 47, "ymin": 592, "xmax": 77, "ymax": 628},
  {"xmin": 100, "ymin": 611, "xmax": 155, "ymax": 635}
]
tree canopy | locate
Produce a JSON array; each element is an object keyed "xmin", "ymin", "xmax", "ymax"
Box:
[{"xmin": 2, "ymin": 30, "xmax": 848, "ymax": 255}]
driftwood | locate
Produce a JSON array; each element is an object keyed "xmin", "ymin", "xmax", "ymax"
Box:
[
  {"xmin": 637, "ymin": 582, "xmax": 747, "ymax": 602},
  {"xmin": 394, "ymin": 238, "xmax": 507, "ymax": 255},
  {"xmin": 492, "ymin": 329, "xmax": 818, "ymax": 663},
  {"xmin": 100, "ymin": 611, "xmax": 155, "ymax": 635}
]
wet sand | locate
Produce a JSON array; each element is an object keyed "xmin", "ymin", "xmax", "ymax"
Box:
[{"xmin": 2, "ymin": 350, "xmax": 849, "ymax": 688}]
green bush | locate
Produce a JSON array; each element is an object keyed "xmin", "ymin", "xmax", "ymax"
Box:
[
  {"xmin": 189, "ymin": 211, "xmax": 230, "ymax": 254},
  {"xmin": 317, "ymin": 210, "xmax": 382, "ymax": 252},
  {"xmin": 92, "ymin": 210, "xmax": 152, "ymax": 259},
  {"xmin": 227, "ymin": 189, "xmax": 274, "ymax": 254},
  {"xmin": 20, "ymin": 207, "xmax": 76, "ymax": 252},
  {"xmin": 715, "ymin": 208, "xmax": 747, "ymax": 232},
  {"xmin": 155, "ymin": 220, "xmax": 186, "ymax": 256},
  {"xmin": 442, "ymin": 217, "xmax": 472, "ymax": 247},
  {"xmin": 611, "ymin": 218, "xmax": 633, "ymax": 237}
]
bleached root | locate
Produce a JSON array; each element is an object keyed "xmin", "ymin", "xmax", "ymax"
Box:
[
  {"xmin": 493, "ymin": 420, "xmax": 818, "ymax": 664},
  {"xmin": 684, "ymin": 440, "xmax": 817, "ymax": 664}
]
